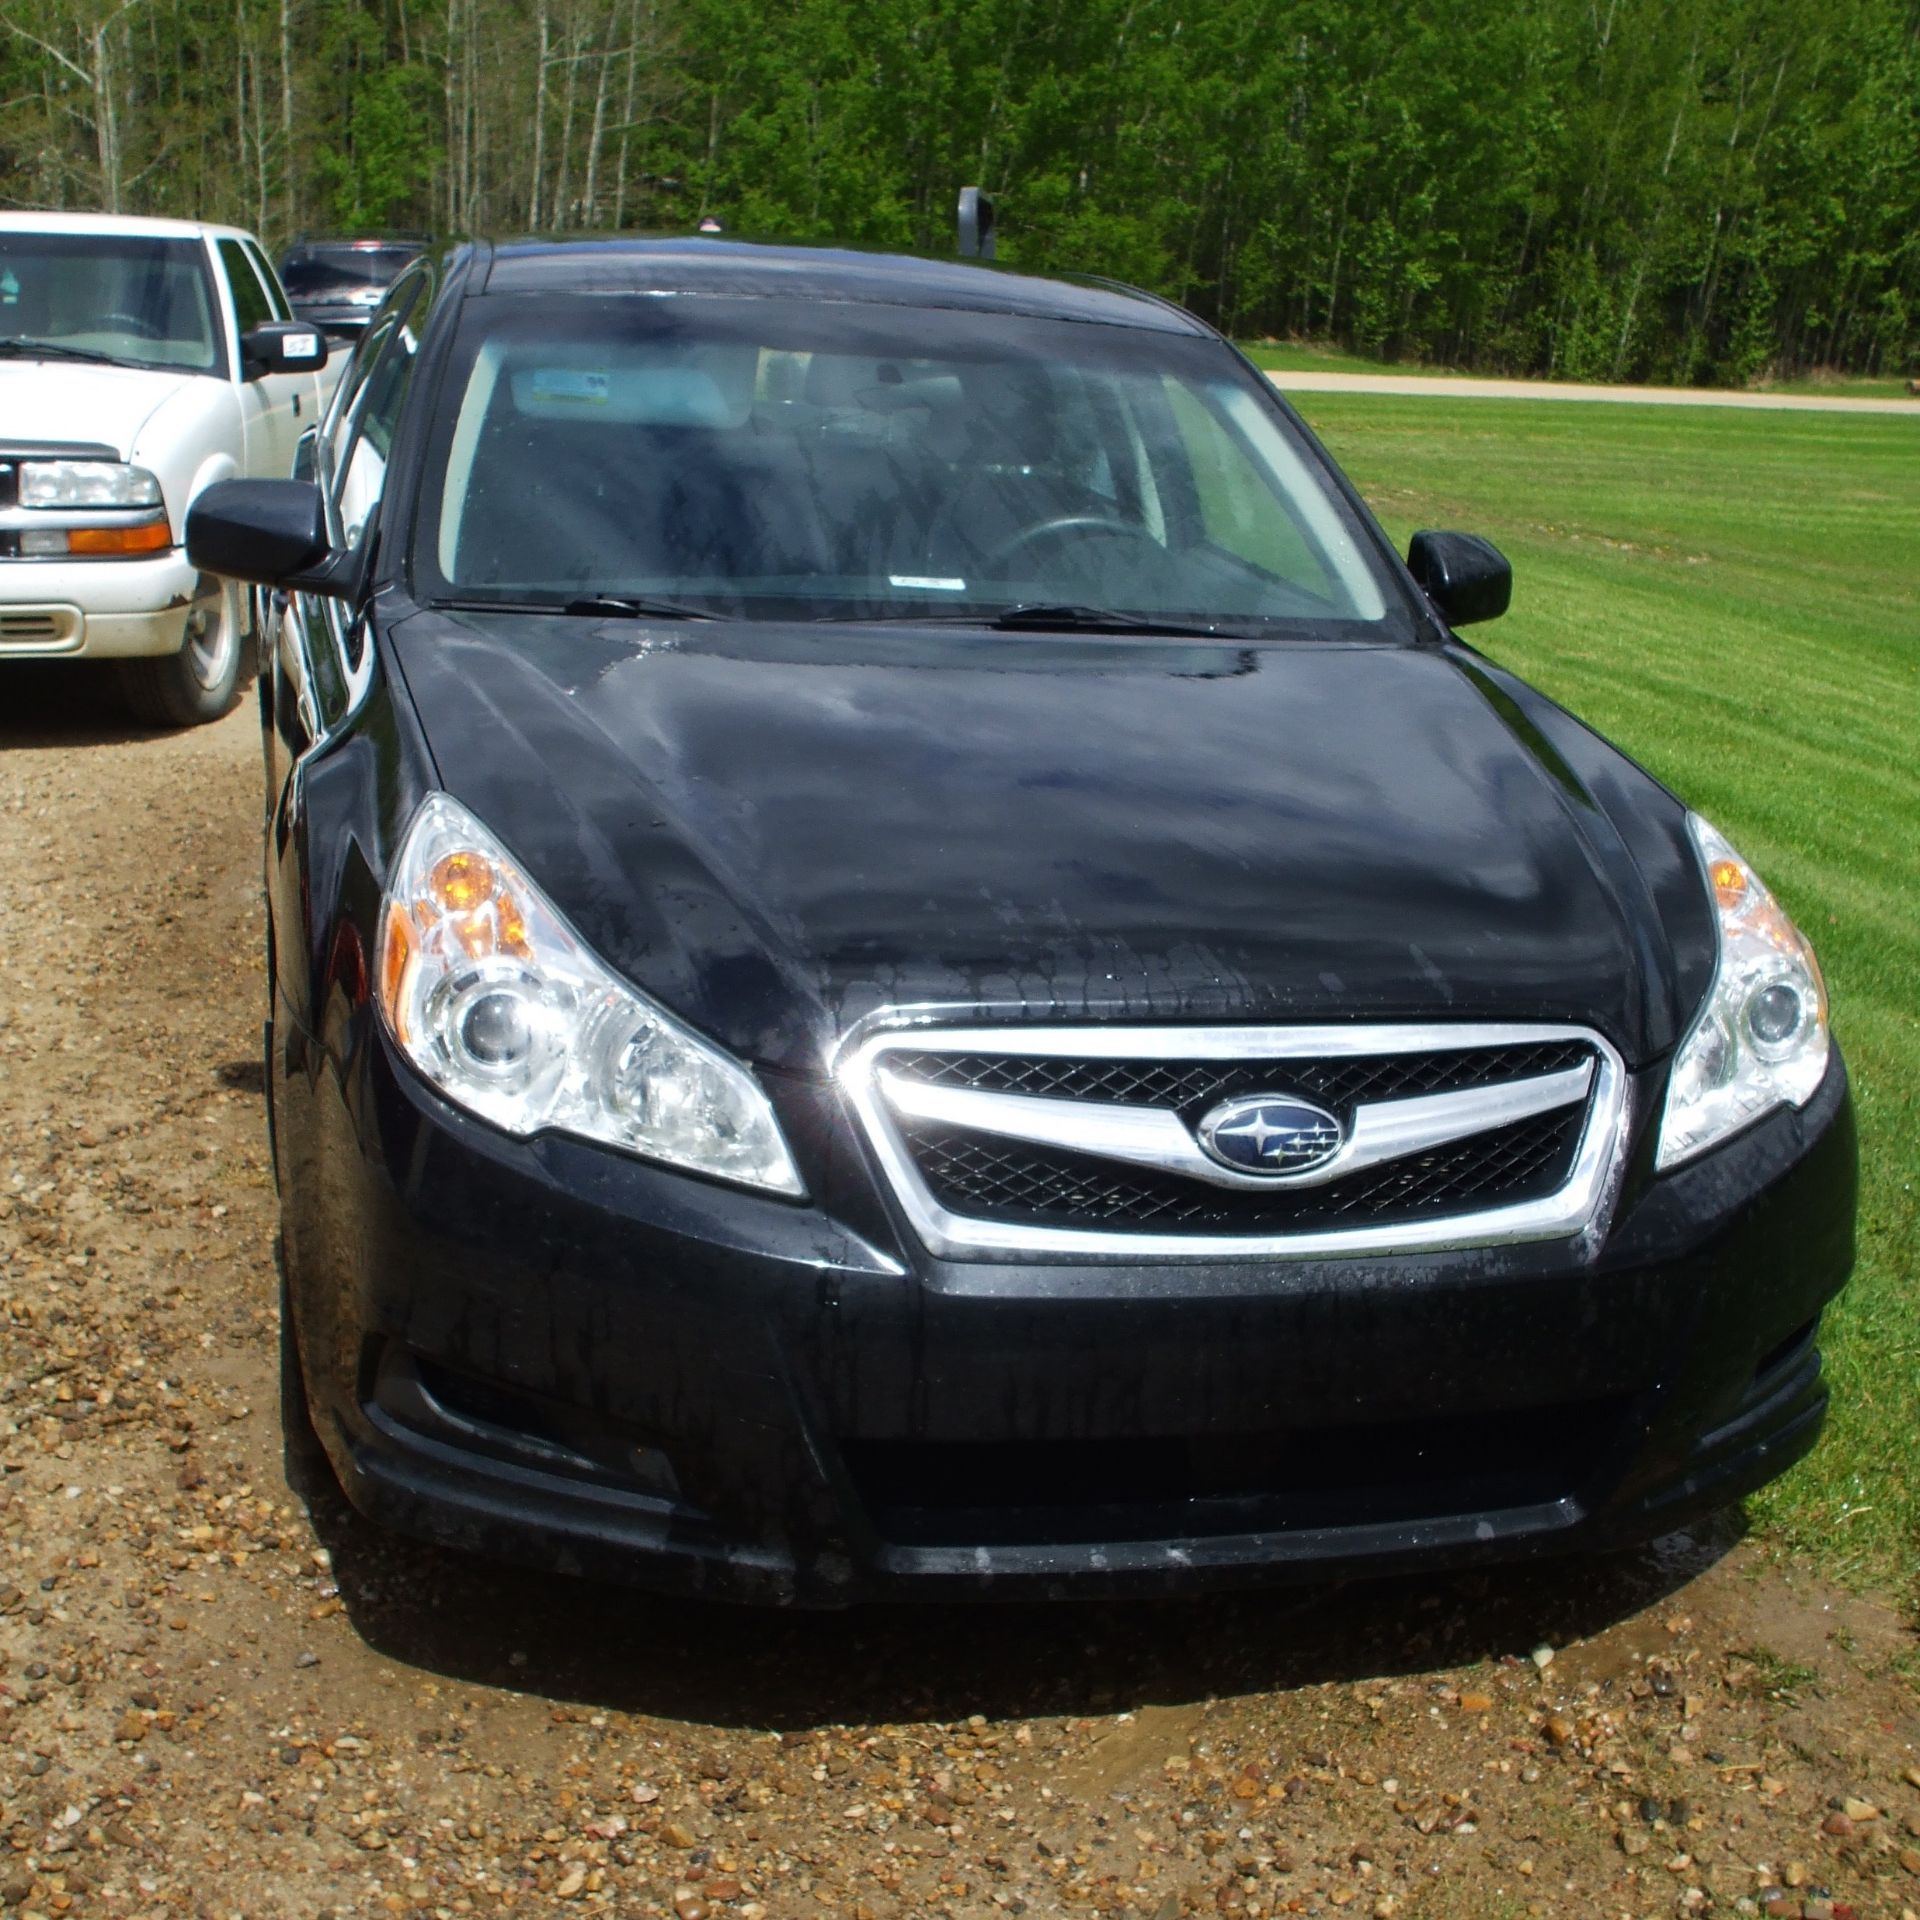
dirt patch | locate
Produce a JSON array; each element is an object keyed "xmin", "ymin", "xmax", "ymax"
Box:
[{"xmin": 2, "ymin": 682, "xmax": 1918, "ymax": 1920}]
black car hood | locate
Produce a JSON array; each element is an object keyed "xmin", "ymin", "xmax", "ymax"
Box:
[{"xmin": 390, "ymin": 613, "xmax": 1708, "ymax": 1075}]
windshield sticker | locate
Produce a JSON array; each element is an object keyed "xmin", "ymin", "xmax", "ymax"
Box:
[
  {"xmin": 529, "ymin": 368, "xmax": 610, "ymax": 405},
  {"xmin": 888, "ymin": 575, "xmax": 967, "ymax": 592}
]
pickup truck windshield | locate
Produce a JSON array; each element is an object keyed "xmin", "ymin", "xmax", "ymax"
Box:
[
  {"xmin": 0, "ymin": 232, "xmax": 220, "ymax": 374},
  {"xmin": 418, "ymin": 295, "xmax": 1402, "ymax": 633}
]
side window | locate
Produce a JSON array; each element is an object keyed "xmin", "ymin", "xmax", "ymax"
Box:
[
  {"xmin": 335, "ymin": 332, "xmax": 413, "ymax": 552},
  {"xmin": 315, "ymin": 268, "xmax": 430, "ymax": 543},
  {"xmin": 241, "ymin": 239, "xmax": 290, "ymax": 321},
  {"xmin": 217, "ymin": 238, "xmax": 271, "ymax": 336}
]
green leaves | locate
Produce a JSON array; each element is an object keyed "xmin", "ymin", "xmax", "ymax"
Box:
[{"xmin": 0, "ymin": 0, "xmax": 1911, "ymax": 380}]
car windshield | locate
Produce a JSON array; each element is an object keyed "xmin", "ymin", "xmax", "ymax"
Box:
[
  {"xmin": 0, "ymin": 231, "xmax": 220, "ymax": 373},
  {"xmin": 281, "ymin": 247, "xmax": 419, "ymax": 297},
  {"xmin": 416, "ymin": 295, "xmax": 1405, "ymax": 634}
]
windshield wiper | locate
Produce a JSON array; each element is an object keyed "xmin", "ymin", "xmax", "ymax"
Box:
[
  {"xmin": 957, "ymin": 603, "xmax": 1229, "ymax": 638},
  {"xmin": 430, "ymin": 593, "xmax": 716, "ymax": 622},
  {"xmin": 0, "ymin": 337, "xmax": 125, "ymax": 368},
  {"xmin": 562, "ymin": 594, "xmax": 716, "ymax": 622}
]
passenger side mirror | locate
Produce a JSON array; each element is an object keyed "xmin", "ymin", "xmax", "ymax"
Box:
[
  {"xmin": 1406, "ymin": 531, "xmax": 1512, "ymax": 626},
  {"xmin": 242, "ymin": 320, "xmax": 329, "ymax": 378},
  {"xmin": 186, "ymin": 479, "xmax": 354, "ymax": 594}
]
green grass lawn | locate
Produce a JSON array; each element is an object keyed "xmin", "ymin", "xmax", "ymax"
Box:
[{"xmin": 1292, "ymin": 394, "xmax": 1920, "ymax": 1594}]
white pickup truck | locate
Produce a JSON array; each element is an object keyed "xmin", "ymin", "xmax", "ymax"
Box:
[{"xmin": 0, "ymin": 211, "xmax": 334, "ymax": 725}]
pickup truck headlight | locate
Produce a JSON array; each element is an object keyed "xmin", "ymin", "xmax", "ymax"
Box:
[
  {"xmin": 376, "ymin": 793, "xmax": 805, "ymax": 1197},
  {"xmin": 17, "ymin": 460, "xmax": 164, "ymax": 509},
  {"xmin": 1657, "ymin": 814, "xmax": 1830, "ymax": 1170}
]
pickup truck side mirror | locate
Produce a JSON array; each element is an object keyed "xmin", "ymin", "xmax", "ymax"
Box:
[
  {"xmin": 186, "ymin": 479, "xmax": 355, "ymax": 595},
  {"xmin": 1406, "ymin": 530, "xmax": 1512, "ymax": 626},
  {"xmin": 241, "ymin": 321, "xmax": 329, "ymax": 379}
]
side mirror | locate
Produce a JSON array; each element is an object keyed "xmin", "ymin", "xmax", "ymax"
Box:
[
  {"xmin": 1406, "ymin": 530, "xmax": 1512, "ymax": 626},
  {"xmin": 241, "ymin": 320, "xmax": 329, "ymax": 378},
  {"xmin": 186, "ymin": 478, "xmax": 353, "ymax": 593}
]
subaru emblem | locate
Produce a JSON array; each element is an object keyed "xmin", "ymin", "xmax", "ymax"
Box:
[{"xmin": 1196, "ymin": 1095, "xmax": 1345, "ymax": 1177}]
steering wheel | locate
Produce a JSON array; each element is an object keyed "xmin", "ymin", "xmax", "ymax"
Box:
[
  {"xmin": 984, "ymin": 513, "xmax": 1158, "ymax": 572},
  {"xmin": 95, "ymin": 310, "xmax": 168, "ymax": 340}
]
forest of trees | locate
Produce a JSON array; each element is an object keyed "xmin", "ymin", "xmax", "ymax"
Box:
[{"xmin": 3, "ymin": 0, "xmax": 1917, "ymax": 383}]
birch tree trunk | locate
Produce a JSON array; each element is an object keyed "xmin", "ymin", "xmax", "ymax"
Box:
[
  {"xmin": 529, "ymin": 4, "xmax": 551, "ymax": 229},
  {"xmin": 612, "ymin": 0, "xmax": 643, "ymax": 228},
  {"xmin": 279, "ymin": 0, "xmax": 295, "ymax": 233},
  {"xmin": 583, "ymin": 27, "xmax": 613, "ymax": 226}
]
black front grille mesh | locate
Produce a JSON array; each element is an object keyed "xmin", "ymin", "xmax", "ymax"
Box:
[
  {"xmin": 878, "ymin": 1037, "xmax": 1598, "ymax": 1236},
  {"xmin": 899, "ymin": 1106, "xmax": 1585, "ymax": 1234}
]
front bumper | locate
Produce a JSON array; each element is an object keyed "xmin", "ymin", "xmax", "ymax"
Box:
[
  {"xmin": 280, "ymin": 1018, "xmax": 1855, "ymax": 1605},
  {"xmin": 0, "ymin": 551, "xmax": 202, "ymax": 658}
]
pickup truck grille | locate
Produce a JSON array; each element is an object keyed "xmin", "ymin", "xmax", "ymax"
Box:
[{"xmin": 843, "ymin": 1022, "xmax": 1625, "ymax": 1259}]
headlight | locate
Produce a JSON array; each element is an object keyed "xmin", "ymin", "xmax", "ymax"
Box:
[
  {"xmin": 1657, "ymin": 814, "xmax": 1830, "ymax": 1169},
  {"xmin": 18, "ymin": 460, "xmax": 164, "ymax": 509},
  {"xmin": 375, "ymin": 793, "xmax": 805, "ymax": 1197}
]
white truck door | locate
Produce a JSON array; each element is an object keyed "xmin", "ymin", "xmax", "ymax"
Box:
[
  {"xmin": 242, "ymin": 236, "xmax": 333, "ymax": 424},
  {"xmin": 216, "ymin": 237, "xmax": 305, "ymax": 479}
]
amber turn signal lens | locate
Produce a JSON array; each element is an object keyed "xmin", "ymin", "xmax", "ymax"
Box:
[
  {"xmin": 429, "ymin": 851, "xmax": 495, "ymax": 912},
  {"xmin": 66, "ymin": 518, "xmax": 172, "ymax": 556},
  {"xmin": 1709, "ymin": 858, "xmax": 1747, "ymax": 909},
  {"xmin": 379, "ymin": 908, "xmax": 419, "ymax": 1046}
]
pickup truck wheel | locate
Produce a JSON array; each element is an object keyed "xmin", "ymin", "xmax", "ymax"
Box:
[{"xmin": 118, "ymin": 575, "xmax": 247, "ymax": 727}]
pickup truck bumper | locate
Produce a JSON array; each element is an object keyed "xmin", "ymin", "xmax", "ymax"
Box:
[{"xmin": 0, "ymin": 550, "xmax": 205, "ymax": 659}]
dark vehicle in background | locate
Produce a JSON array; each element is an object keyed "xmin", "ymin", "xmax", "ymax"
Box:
[
  {"xmin": 278, "ymin": 234, "xmax": 427, "ymax": 340},
  {"xmin": 184, "ymin": 237, "xmax": 1854, "ymax": 1606}
]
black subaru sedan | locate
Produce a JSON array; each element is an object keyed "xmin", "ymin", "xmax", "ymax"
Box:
[{"xmin": 186, "ymin": 237, "xmax": 1854, "ymax": 1605}]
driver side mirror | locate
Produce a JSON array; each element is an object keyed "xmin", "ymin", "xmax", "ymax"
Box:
[
  {"xmin": 1406, "ymin": 530, "xmax": 1512, "ymax": 626},
  {"xmin": 242, "ymin": 321, "xmax": 329, "ymax": 379},
  {"xmin": 186, "ymin": 478, "xmax": 355, "ymax": 595}
]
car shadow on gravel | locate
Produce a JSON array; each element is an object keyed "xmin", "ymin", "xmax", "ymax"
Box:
[
  {"xmin": 0, "ymin": 662, "xmax": 157, "ymax": 746},
  {"xmin": 303, "ymin": 1483, "xmax": 1744, "ymax": 1730},
  {"xmin": 0, "ymin": 661, "xmax": 244, "ymax": 745}
]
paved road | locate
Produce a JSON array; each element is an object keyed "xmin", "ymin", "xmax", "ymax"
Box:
[{"xmin": 1269, "ymin": 369, "xmax": 1920, "ymax": 414}]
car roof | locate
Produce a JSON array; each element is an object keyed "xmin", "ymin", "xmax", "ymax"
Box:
[
  {"xmin": 284, "ymin": 236, "xmax": 429, "ymax": 254},
  {"xmin": 478, "ymin": 237, "xmax": 1211, "ymax": 336},
  {"xmin": 0, "ymin": 211, "xmax": 251, "ymax": 244}
]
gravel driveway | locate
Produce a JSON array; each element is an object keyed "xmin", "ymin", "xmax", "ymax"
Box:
[{"xmin": 2, "ymin": 681, "xmax": 1917, "ymax": 1920}]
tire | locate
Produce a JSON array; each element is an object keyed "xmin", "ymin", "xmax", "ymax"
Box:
[
  {"xmin": 277, "ymin": 1243, "xmax": 339, "ymax": 1508},
  {"xmin": 118, "ymin": 575, "xmax": 246, "ymax": 727}
]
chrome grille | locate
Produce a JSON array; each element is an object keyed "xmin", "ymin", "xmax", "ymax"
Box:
[
  {"xmin": 883, "ymin": 1040, "xmax": 1593, "ymax": 1115},
  {"xmin": 840, "ymin": 1020, "xmax": 1628, "ymax": 1260}
]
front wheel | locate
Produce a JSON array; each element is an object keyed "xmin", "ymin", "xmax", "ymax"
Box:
[{"xmin": 118, "ymin": 575, "xmax": 246, "ymax": 727}]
